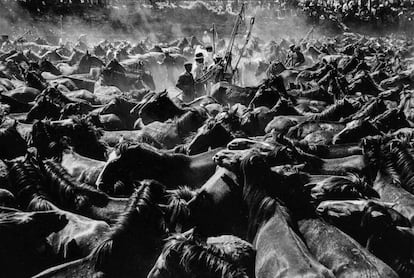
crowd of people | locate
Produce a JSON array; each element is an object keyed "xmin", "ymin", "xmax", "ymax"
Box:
[{"xmin": 298, "ymin": 0, "xmax": 414, "ymax": 29}]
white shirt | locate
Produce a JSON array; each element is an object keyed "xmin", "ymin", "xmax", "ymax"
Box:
[{"xmin": 192, "ymin": 61, "xmax": 205, "ymax": 80}]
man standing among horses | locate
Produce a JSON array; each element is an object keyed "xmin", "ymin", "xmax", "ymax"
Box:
[
  {"xmin": 293, "ymin": 45, "xmax": 305, "ymax": 66},
  {"xmin": 192, "ymin": 52, "xmax": 207, "ymax": 96},
  {"xmin": 176, "ymin": 62, "xmax": 195, "ymax": 102},
  {"xmin": 285, "ymin": 44, "xmax": 296, "ymax": 67}
]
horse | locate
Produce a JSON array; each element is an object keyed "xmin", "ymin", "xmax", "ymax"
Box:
[
  {"xmin": 2, "ymin": 86, "xmax": 41, "ymax": 103},
  {"xmin": 341, "ymin": 97, "xmax": 387, "ymax": 123},
  {"xmin": 187, "ymin": 166, "xmax": 245, "ymax": 237},
  {"xmin": 316, "ymin": 200, "xmax": 410, "ymax": 243},
  {"xmin": 40, "ymin": 59, "xmax": 61, "ymax": 75},
  {"xmin": 136, "ymin": 108, "xmax": 208, "ymax": 149},
  {"xmin": 132, "ymin": 90, "xmax": 188, "ymax": 125},
  {"xmin": 186, "ymin": 119, "xmax": 236, "ymax": 155},
  {"xmin": 213, "ymin": 145, "xmax": 367, "ymax": 176},
  {"xmin": 361, "ymin": 204, "xmax": 414, "ymax": 278},
  {"xmin": 332, "ymin": 107, "xmax": 410, "ymax": 145},
  {"xmin": 210, "ymin": 82, "xmax": 259, "ymax": 107},
  {"xmin": 96, "ymin": 143, "xmax": 220, "ymax": 193},
  {"xmin": 238, "ymin": 152, "xmax": 335, "ymax": 277},
  {"xmin": 26, "ymin": 95, "xmax": 62, "ymax": 122},
  {"xmin": 332, "ymin": 119, "xmax": 382, "ymax": 144},
  {"xmin": 304, "ymin": 174, "xmax": 379, "ymax": 206},
  {"xmin": 307, "ymin": 98, "xmax": 359, "ymax": 122},
  {"xmin": 31, "ymin": 117, "xmax": 108, "ymax": 161},
  {"xmin": 32, "ymin": 180, "xmax": 168, "ymax": 278},
  {"xmin": 26, "ymin": 86, "xmax": 77, "ymax": 122},
  {"xmin": 242, "ymin": 151, "xmax": 398, "ymax": 277},
  {"xmin": 298, "ymin": 217, "xmax": 400, "ymax": 278},
  {"xmin": 0, "ymin": 210, "xmax": 68, "ymax": 278},
  {"xmin": 59, "ymin": 149, "xmax": 106, "ymax": 186},
  {"xmin": 76, "ymin": 51, "xmax": 105, "ymax": 74},
  {"xmin": 37, "ymin": 158, "xmax": 131, "ymax": 224},
  {"xmin": 99, "ymin": 97, "xmax": 139, "ymax": 129},
  {"xmin": 5, "ymin": 158, "xmax": 111, "ymax": 260},
  {"xmin": 317, "ymin": 199, "xmax": 414, "ymax": 277},
  {"xmin": 101, "ymin": 66, "xmax": 150, "ymax": 92},
  {"xmin": 0, "ymin": 118, "xmax": 27, "ymax": 159},
  {"xmin": 148, "ymin": 231, "xmax": 255, "ymax": 278}
]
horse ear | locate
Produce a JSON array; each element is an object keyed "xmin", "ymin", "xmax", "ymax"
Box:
[{"xmin": 160, "ymin": 90, "xmax": 168, "ymax": 97}]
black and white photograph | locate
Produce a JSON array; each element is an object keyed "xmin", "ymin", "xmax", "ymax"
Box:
[{"xmin": 0, "ymin": 0, "xmax": 414, "ymax": 277}]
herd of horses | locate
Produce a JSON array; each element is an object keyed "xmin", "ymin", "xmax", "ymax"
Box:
[{"xmin": 2, "ymin": 29, "xmax": 414, "ymax": 278}]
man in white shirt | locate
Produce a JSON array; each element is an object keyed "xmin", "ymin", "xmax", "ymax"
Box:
[{"xmin": 192, "ymin": 52, "xmax": 206, "ymax": 96}]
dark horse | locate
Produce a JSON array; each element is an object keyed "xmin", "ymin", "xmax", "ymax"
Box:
[
  {"xmin": 0, "ymin": 210, "xmax": 68, "ymax": 278},
  {"xmin": 96, "ymin": 143, "xmax": 219, "ymax": 193},
  {"xmin": 148, "ymin": 231, "xmax": 255, "ymax": 278},
  {"xmin": 30, "ymin": 117, "xmax": 108, "ymax": 161},
  {"xmin": 32, "ymin": 180, "xmax": 167, "ymax": 278}
]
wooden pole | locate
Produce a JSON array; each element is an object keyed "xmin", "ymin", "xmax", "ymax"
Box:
[{"xmin": 212, "ymin": 23, "xmax": 216, "ymax": 55}]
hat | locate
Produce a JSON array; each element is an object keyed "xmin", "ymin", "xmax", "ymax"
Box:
[
  {"xmin": 289, "ymin": 44, "xmax": 295, "ymax": 49},
  {"xmin": 184, "ymin": 61, "xmax": 192, "ymax": 67},
  {"xmin": 206, "ymin": 45, "xmax": 213, "ymax": 51},
  {"xmin": 1, "ymin": 35, "xmax": 8, "ymax": 41}
]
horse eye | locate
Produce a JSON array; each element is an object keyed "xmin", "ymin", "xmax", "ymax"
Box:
[{"xmin": 199, "ymin": 191, "xmax": 208, "ymax": 200}]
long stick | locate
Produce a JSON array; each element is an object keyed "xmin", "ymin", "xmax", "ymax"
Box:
[
  {"xmin": 299, "ymin": 26, "xmax": 314, "ymax": 45},
  {"xmin": 224, "ymin": 3, "xmax": 244, "ymax": 73},
  {"xmin": 14, "ymin": 30, "xmax": 30, "ymax": 43},
  {"xmin": 234, "ymin": 17, "xmax": 255, "ymax": 73},
  {"xmin": 212, "ymin": 23, "xmax": 216, "ymax": 55}
]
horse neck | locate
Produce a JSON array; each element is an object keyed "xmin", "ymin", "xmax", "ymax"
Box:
[
  {"xmin": 87, "ymin": 199, "xmax": 127, "ymax": 225},
  {"xmin": 326, "ymin": 143, "xmax": 362, "ymax": 158},
  {"xmin": 31, "ymin": 257, "xmax": 92, "ymax": 278},
  {"xmin": 168, "ymin": 100, "xmax": 186, "ymax": 116},
  {"xmin": 321, "ymin": 155, "xmax": 364, "ymax": 175},
  {"xmin": 176, "ymin": 112, "xmax": 202, "ymax": 135},
  {"xmin": 373, "ymin": 170, "xmax": 392, "ymax": 193},
  {"xmin": 246, "ymin": 188, "xmax": 291, "ymax": 242},
  {"xmin": 185, "ymin": 148, "xmax": 221, "ymax": 188}
]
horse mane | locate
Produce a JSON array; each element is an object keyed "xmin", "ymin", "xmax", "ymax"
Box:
[
  {"xmin": 0, "ymin": 212, "xmax": 35, "ymax": 231},
  {"xmin": 361, "ymin": 135, "xmax": 401, "ymax": 185},
  {"xmin": 160, "ymin": 232, "xmax": 252, "ymax": 278},
  {"xmin": 361, "ymin": 203, "xmax": 414, "ymax": 277},
  {"xmin": 312, "ymin": 173, "xmax": 378, "ymax": 203},
  {"xmin": 371, "ymin": 108, "xmax": 396, "ymax": 123},
  {"xmin": 30, "ymin": 120, "xmax": 69, "ymax": 160},
  {"xmin": 171, "ymin": 109, "xmax": 207, "ymax": 138},
  {"xmin": 219, "ymin": 108, "xmax": 247, "ymax": 138},
  {"xmin": 273, "ymin": 142, "xmax": 324, "ymax": 172},
  {"xmin": 213, "ymin": 117, "xmax": 244, "ymax": 138},
  {"xmin": 60, "ymin": 116, "xmax": 108, "ymax": 160},
  {"xmin": 388, "ymin": 137, "xmax": 414, "ymax": 190},
  {"xmin": 42, "ymin": 87, "xmax": 72, "ymax": 107},
  {"xmin": 309, "ymin": 98, "xmax": 355, "ymax": 121},
  {"xmin": 5, "ymin": 158, "xmax": 52, "ymax": 210},
  {"xmin": 92, "ymin": 180, "xmax": 166, "ymax": 272},
  {"xmin": 347, "ymin": 97, "xmax": 385, "ymax": 122},
  {"xmin": 0, "ymin": 119, "xmax": 24, "ymax": 144},
  {"xmin": 274, "ymin": 133, "xmax": 329, "ymax": 157},
  {"xmin": 371, "ymin": 108, "xmax": 408, "ymax": 132},
  {"xmin": 166, "ymin": 186, "xmax": 195, "ymax": 230},
  {"xmin": 240, "ymin": 151, "xmax": 294, "ymax": 240},
  {"xmin": 39, "ymin": 159, "xmax": 109, "ymax": 211},
  {"xmin": 129, "ymin": 132, "xmax": 165, "ymax": 149}
]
